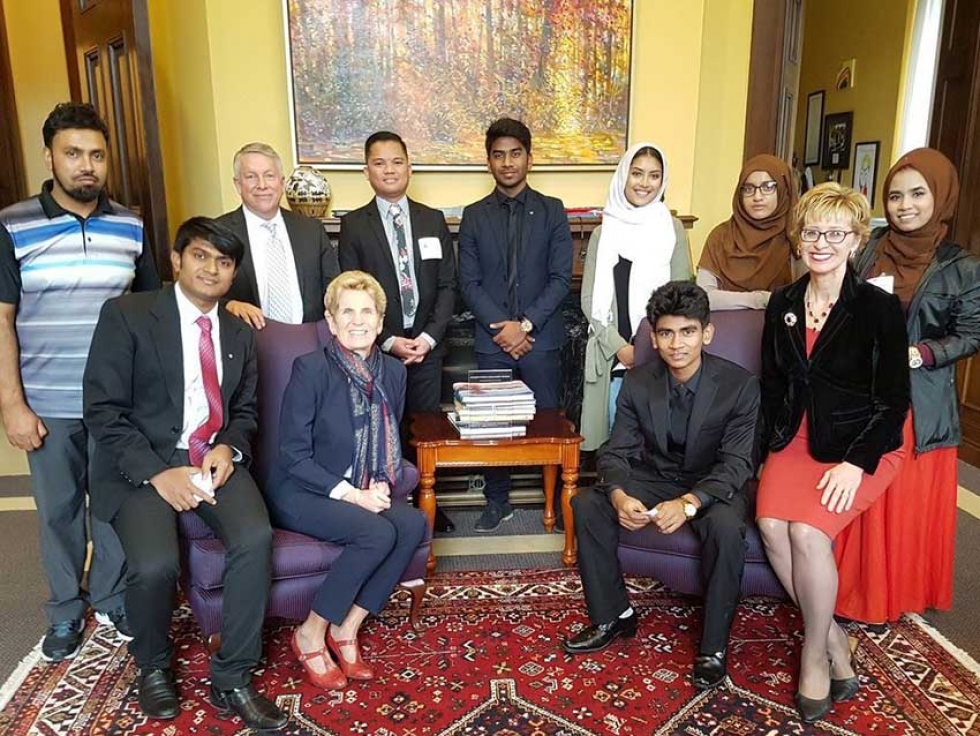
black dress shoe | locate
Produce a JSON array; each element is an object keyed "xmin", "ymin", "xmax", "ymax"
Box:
[
  {"xmin": 562, "ymin": 614, "xmax": 637, "ymax": 654},
  {"xmin": 210, "ymin": 683, "xmax": 287, "ymax": 732},
  {"xmin": 692, "ymin": 653, "xmax": 727, "ymax": 690},
  {"xmin": 433, "ymin": 506, "xmax": 455, "ymax": 533},
  {"xmin": 795, "ymin": 691, "xmax": 832, "ymax": 723},
  {"xmin": 137, "ymin": 668, "xmax": 179, "ymax": 720},
  {"xmin": 830, "ymin": 675, "xmax": 860, "ymax": 702}
]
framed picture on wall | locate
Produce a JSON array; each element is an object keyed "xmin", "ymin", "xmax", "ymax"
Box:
[
  {"xmin": 822, "ymin": 111, "xmax": 853, "ymax": 170},
  {"xmin": 283, "ymin": 0, "xmax": 634, "ymax": 169},
  {"xmin": 804, "ymin": 90, "xmax": 825, "ymax": 166},
  {"xmin": 852, "ymin": 141, "xmax": 880, "ymax": 207}
]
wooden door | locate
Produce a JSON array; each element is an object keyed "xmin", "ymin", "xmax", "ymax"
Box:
[
  {"xmin": 928, "ymin": 0, "xmax": 980, "ymax": 464},
  {"xmin": 0, "ymin": 0, "xmax": 27, "ymax": 209},
  {"xmin": 59, "ymin": 0, "xmax": 168, "ymax": 275}
]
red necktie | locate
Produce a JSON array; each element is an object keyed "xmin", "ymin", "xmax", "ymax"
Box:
[{"xmin": 188, "ymin": 316, "xmax": 223, "ymax": 465}]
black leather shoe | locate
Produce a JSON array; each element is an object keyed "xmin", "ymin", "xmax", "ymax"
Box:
[
  {"xmin": 434, "ymin": 506, "xmax": 455, "ymax": 533},
  {"xmin": 830, "ymin": 675, "xmax": 860, "ymax": 702},
  {"xmin": 136, "ymin": 668, "xmax": 179, "ymax": 720},
  {"xmin": 562, "ymin": 614, "xmax": 637, "ymax": 654},
  {"xmin": 795, "ymin": 691, "xmax": 832, "ymax": 723},
  {"xmin": 692, "ymin": 653, "xmax": 727, "ymax": 690},
  {"xmin": 210, "ymin": 683, "xmax": 287, "ymax": 732}
]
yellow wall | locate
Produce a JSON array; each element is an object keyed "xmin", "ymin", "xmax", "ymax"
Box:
[
  {"xmin": 793, "ymin": 0, "xmax": 915, "ymax": 216},
  {"xmin": 153, "ymin": 0, "xmax": 752, "ymax": 255},
  {"xmin": 2, "ymin": 0, "xmax": 70, "ymax": 193}
]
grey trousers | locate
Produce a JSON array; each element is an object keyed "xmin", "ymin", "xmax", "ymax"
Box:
[{"xmin": 26, "ymin": 417, "xmax": 126, "ymax": 623}]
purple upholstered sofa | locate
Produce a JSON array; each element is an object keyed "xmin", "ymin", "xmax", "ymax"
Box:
[
  {"xmin": 603, "ymin": 309, "xmax": 785, "ymax": 599},
  {"xmin": 178, "ymin": 319, "xmax": 431, "ymax": 648}
]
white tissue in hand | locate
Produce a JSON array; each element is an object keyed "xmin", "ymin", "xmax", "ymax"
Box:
[{"xmin": 190, "ymin": 471, "xmax": 214, "ymax": 497}]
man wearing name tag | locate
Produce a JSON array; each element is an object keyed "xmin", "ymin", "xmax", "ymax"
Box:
[
  {"xmin": 84, "ymin": 218, "xmax": 285, "ymax": 730},
  {"xmin": 563, "ymin": 282, "xmax": 758, "ymax": 692},
  {"xmin": 339, "ymin": 131, "xmax": 457, "ymax": 532}
]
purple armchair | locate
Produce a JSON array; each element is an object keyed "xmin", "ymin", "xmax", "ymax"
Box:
[
  {"xmin": 178, "ymin": 320, "xmax": 431, "ymax": 649},
  {"xmin": 607, "ymin": 309, "xmax": 784, "ymax": 598}
]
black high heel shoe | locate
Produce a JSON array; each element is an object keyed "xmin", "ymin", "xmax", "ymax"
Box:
[
  {"xmin": 830, "ymin": 634, "xmax": 860, "ymax": 703},
  {"xmin": 795, "ymin": 691, "xmax": 832, "ymax": 723}
]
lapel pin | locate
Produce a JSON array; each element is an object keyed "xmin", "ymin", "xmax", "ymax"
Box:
[
  {"xmin": 228, "ymin": 353, "xmax": 233, "ymax": 359},
  {"xmin": 528, "ymin": 210, "xmax": 534, "ymax": 216},
  {"xmin": 783, "ymin": 312, "xmax": 797, "ymax": 327}
]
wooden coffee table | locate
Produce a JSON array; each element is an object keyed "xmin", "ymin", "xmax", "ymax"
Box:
[{"xmin": 410, "ymin": 409, "xmax": 583, "ymax": 572}]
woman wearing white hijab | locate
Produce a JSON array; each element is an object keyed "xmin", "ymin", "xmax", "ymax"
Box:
[{"xmin": 580, "ymin": 143, "xmax": 692, "ymax": 451}]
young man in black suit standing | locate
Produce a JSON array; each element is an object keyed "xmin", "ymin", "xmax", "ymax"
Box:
[
  {"xmin": 339, "ymin": 131, "xmax": 457, "ymax": 532},
  {"xmin": 217, "ymin": 142, "xmax": 339, "ymax": 328},
  {"xmin": 83, "ymin": 218, "xmax": 286, "ymax": 731},
  {"xmin": 562, "ymin": 282, "xmax": 759, "ymax": 692},
  {"xmin": 458, "ymin": 118, "xmax": 572, "ymax": 531}
]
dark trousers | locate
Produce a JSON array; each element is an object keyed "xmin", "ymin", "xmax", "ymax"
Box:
[
  {"xmin": 268, "ymin": 491, "xmax": 426, "ymax": 624},
  {"xmin": 476, "ymin": 348, "xmax": 561, "ymax": 504},
  {"xmin": 111, "ymin": 458, "xmax": 272, "ymax": 689},
  {"xmin": 572, "ymin": 484, "xmax": 747, "ymax": 655},
  {"xmin": 27, "ymin": 417, "xmax": 126, "ymax": 623},
  {"xmin": 405, "ymin": 350, "xmax": 443, "ymax": 415}
]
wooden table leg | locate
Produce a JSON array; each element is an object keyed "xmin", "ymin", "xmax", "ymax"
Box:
[
  {"xmin": 541, "ymin": 464, "xmax": 558, "ymax": 532},
  {"xmin": 417, "ymin": 450, "xmax": 437, "ymax": 574},
  {"xmin": 561, "ymin": 445, "xmax": 580, "ymax": 567}
]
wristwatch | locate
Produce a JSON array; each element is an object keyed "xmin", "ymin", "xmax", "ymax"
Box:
[
  {"xmin": 520, "ymin": 317, "xmax": 533, "ymax": 334},
  {"xmin": 682, "ymin": 501, "xmax": 698, "ymax": 518},
  {"xmin": 908, "ymin": 346, "xmax": 923, "ymax": 370}
]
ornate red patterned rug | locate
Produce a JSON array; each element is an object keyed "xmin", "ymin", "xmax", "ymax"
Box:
[{"xmin": 2, "ymin": 568, "xmax": 979, "ymax": 735}]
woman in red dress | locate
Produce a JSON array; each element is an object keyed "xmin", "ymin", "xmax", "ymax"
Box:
[
  {"xmin": 756, "ymin": 183, "xmax": 910, "ymax": 723},
  {"xmin": 835, "ymin": 148, "xmax": 980, "ymax": 622}
]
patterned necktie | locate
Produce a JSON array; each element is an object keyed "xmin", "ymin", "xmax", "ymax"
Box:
[
  {"xmin": 504, "ymin": 198, "xmax": 520, "ymax": 318},
  {"xmin": 262, "ymin": 220, "xmax": 294, "ymax": 322},
  {"xmin": 389, "ymin": 203, "xmax": 417, "ymax": 320},
  {"xmin": 188, "ymin": 316, "xmax": 223, "ymax": 465}
]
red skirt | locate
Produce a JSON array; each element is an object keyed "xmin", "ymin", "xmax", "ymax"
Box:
[{"xmin": 834, "ymin": 414, "xmax": 957, "ymax": 623}]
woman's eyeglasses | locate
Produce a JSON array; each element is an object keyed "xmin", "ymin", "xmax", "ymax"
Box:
[
  {"xmin": 799, "ymin": 228, "xmax": 854, "ymax": 245},
  {"xmin": 740, "ymin": 180, "xmax": 778, "ymax": 197}
]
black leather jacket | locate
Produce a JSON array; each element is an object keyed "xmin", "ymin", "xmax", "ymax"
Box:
[{"xmin": 856, "ymin": 230, "xmax": 980, "ymax": 452}]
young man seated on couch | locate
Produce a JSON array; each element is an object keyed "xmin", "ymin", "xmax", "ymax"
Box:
[{"xmin": 562, "ymin": 281, "xmax": 760, "ymax": 691}]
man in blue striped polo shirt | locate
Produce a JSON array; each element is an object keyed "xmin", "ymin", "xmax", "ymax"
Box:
[{"xmin": 0, "ymin": 103, "xmax": 159, "ymax": 661}]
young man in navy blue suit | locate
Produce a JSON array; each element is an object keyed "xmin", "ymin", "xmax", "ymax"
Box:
[{"xmin": 458, "ymin": 118, "xmax": 572, "ymax": 531}]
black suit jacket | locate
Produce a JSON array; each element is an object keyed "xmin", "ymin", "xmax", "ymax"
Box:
[
  {"xmin": 83, "ymin": 285, "xmax": 258, "ymax": 521},
  {"xmin": 597, "ymin": 353, "xmax": 760, "ymax": 503},
  {"xmin": 338, "ymin": 198, "xmax": 456, "ymax": 346},
  {"xmin": 761, "ymin": 268, "xmax": 910, "ymax": 474},
  {"xmin": 458, "ymin": 186, "xmax": 572, "ymax": 352},
  {"xmin": 217, "ymin": 206, "xmax": 340, "ymax": 322}
]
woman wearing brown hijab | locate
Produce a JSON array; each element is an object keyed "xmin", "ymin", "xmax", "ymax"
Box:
[
  {"xmin": 697, "ymin": 154, "xmax": 798, "ymax": 310},
  {"xmin": 835, "ymin": 148, "xmax": 980, "ymax": 623}
]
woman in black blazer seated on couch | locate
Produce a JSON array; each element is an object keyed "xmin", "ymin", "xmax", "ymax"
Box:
[
  {"xmin": 266, "ymin": 271, "xmax": 426, "ymax": 690},
  {"xmin": 756, "ymin": 183, "xmax": 910, "ymax": 723}
]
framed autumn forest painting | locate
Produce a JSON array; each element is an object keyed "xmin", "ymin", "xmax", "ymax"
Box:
[{"xmin": 284, "ymin": 0, "xmax": 634, "ymax": 169}]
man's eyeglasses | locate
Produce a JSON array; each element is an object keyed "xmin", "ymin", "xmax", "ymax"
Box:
[
  {"xmin": 799, "ymin": 228, "xmax": 854, "ymax": 245},
  {"xmin": 739, "ymin": 180, "xmax": 778, "ymax": 197}
]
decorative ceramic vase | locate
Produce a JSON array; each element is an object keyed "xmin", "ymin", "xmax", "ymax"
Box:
[{"xmin": 285, "ymin": 165, "xmax": 332, "ymax": 218}]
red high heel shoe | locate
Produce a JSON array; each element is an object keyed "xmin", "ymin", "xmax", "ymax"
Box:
[
  {"xmin": 327, "ymin": 631, "xmax": 375, "ymax": 680},
  {"xmin": 290, "ymin": 629, "xmax": 347, "ymax": 690}
]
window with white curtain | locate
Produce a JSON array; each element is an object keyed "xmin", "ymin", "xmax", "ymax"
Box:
[{"xmin": 896, "ymin": 0, "xmax": 945, "ymax": 156}]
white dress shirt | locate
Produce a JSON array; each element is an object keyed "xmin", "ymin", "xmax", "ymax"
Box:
[
  {"xmin": 175, "ymin": 284, "xmax": 224, "ymax": 449},
  {"xmin": 242, "ymin": 205, "xmax": 304, "ymax": 323}
]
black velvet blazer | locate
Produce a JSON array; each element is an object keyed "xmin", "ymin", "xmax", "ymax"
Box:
[{"xmin": 760, "ymin": 268, "xmax": 910, "ymax": 474}]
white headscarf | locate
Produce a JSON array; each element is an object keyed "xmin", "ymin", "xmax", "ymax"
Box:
[{"xmin": 590, "ymin": 142, "xmax": 677, "ymax": 333}]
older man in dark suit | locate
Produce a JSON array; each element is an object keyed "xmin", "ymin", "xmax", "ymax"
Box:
[
  {"xmin": 458, "ymin": 117, "xmax": 572, "ymax": 532},
  {"xmin": 339, "ymin": 131, "xmax": 457, "ymax": 531},
  {"xmin": 217, "ymin": 142, "xmax": 339, "ymax": 328},
  {"xmin": 83, "ymin": 218, "xmax": 286, "ymax": 731},
  {"xmin": 563, "ymin": 282, "xmax": 759, "ymax": 693}
]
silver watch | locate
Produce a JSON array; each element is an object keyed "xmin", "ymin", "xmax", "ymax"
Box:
[{"xmin": 909, "ymin": 346, "xmax": 923, "ymax": 370}]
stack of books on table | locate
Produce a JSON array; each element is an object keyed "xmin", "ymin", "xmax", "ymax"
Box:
[{"xmin": 448, "ymin": 380, "xmax": 536, "ymax": 439}]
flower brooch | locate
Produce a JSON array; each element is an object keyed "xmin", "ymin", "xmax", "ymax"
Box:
[{"xmin": 783, "ymin": 311, "xmax": 798, "ymax": 327}]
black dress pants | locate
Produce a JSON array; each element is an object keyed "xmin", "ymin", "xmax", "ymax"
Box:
[
  {"xmin": 572, "ymin": 484, "xmax": 746, "ymax": 655},
  {"xmin": 111, "ymin": 460, "xmax": 272, "ymax": 689}
]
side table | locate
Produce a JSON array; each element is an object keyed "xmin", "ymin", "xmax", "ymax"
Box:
[{"xmin": 409, "ymin": 409, "xmax": 583, "ymax": 572}]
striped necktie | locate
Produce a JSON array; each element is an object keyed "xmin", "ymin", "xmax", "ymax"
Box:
[
  {"xmin": 188, "ymin": 316, "xmax": 223, "ymax": 465},
  {"xmin": 262, "ymin": 220, "xmax": 295, "ymax": 322}
]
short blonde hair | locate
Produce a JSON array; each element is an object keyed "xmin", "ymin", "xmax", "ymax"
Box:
[
  {"xmin": 792, "ymin": 182, "xmax": 871, "ymax": 244},
  {"xmin": 232, "ymin": 142, "xmax": 283, "ymax": 178},
  {"xmin": 324, "ymin": 270, "xmax": 387, "ymax": 317}
]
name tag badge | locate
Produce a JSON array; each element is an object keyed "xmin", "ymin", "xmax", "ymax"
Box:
[
  {"xmin": 867, "ymin": 274, "xmax": 894, "ymax": 294},
  {"xmin": 418, "ymin": 237, "xmax": 442, "ymax": 260}
]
